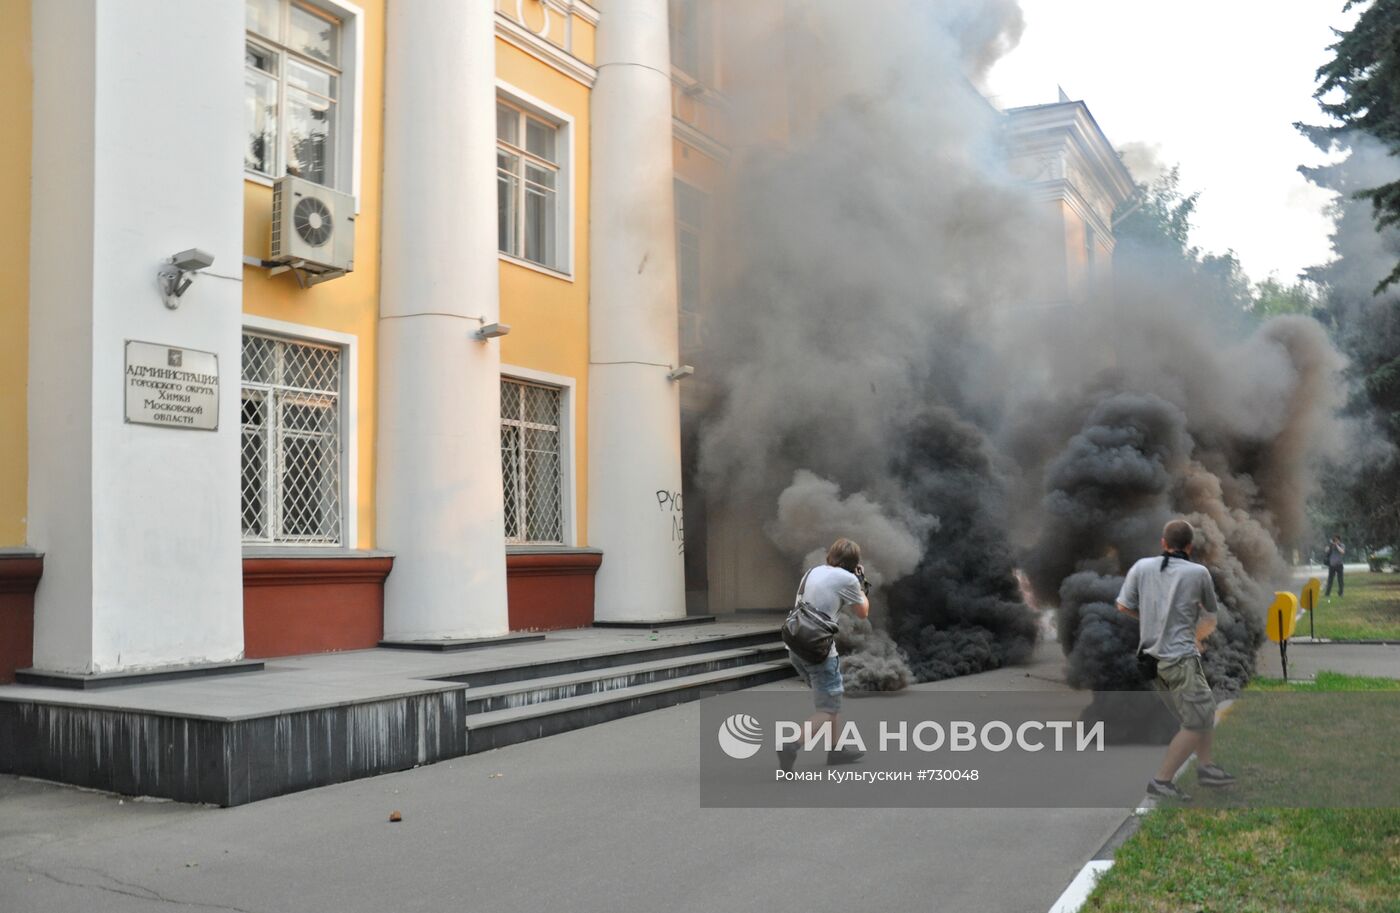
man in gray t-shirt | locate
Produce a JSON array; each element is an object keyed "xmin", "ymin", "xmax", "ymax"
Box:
[
  {"xmin": 1118, "ymin": 546, "xmax": 1220, "ymax": 660},
  {"xmin": 1116, "ymin": 519, "xmax": 1236, "ymax": 800},
  {"xmin": 797, "ymin": 563, "xmax": 867, "ymax": 659},
  {"xmin": 779, "ymin": 538, "xmax": 870, "ymax": 773}
]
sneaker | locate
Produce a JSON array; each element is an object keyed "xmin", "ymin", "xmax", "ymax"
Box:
[
  {"xmin": 777, "ymin": 746, "xmax": 797, "ymax": 773},
  {"xmin": 1146, "ymin": 778, "xmax": 1192, "ymax": 802},
  {"xmin": 826, "ymin": 748, "xmax": 865, "ymax": 766},
  {"xmin": 1197, "ymin": 764, "xmax": 1237, "ymax": 788}
]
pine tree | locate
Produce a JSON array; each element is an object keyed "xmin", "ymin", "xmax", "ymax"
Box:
[
  {"xmin": 1310, "ymin": 0, "xmax": 1400, "ymax": 292},
  {"xmin": 1300, "ymin": 136, "xmax": 1400, "ymax": 554}
]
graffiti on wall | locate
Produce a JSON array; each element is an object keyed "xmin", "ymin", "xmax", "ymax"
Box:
[{"xmin": 656, "ymin": 490, "xmax": 684, "ymax": 555}]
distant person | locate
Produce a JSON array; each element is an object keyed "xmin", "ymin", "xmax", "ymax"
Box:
[
  {"xmin": 778, "ymin": 537, "xmax": 870, "ymax": 772},
  {"xmin": 1117, "ymin": 519, "xmax": 1237, "ymax": 801},
  {"xmin": 1324, "ymin": 534, "xmax": 1346, "ymax": 599}
]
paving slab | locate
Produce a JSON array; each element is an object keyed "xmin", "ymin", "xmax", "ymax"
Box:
[
  {"xmin": 1257, "ymin": 641, "xmax": 1400, "ymax": 680},
  {"xmin": 0, "ymin": 641, "xmax": 1127, "ymax": 913}
]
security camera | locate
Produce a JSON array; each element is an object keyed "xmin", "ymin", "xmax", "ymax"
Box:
[
  {"xmin": 171, "ymin": 248, "xmax": 215, "ymax": 272},
  {"xmin": 474, "ymin": 322, "xmax": 512, "ymax": 340},
  {"xmin": 158, "ymin": 248, "xmax": 216, "ymax": 309}
]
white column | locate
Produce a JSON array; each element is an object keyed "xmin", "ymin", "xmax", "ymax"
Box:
[
  {"xmin": 27, "ymin": 0, "xmax": 246, "ymax": 673},
  {"xmin": 377, "ymin": 0, "xmax": 509, "ymax": 640},
  {"xmin": 589, "ymin": 0, "xmax": 687, "ymax": 621}
]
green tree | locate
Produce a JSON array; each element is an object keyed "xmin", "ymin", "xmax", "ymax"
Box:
[
  {"xmin": 1308, "ymin": 0, "xmax": 1400, "ymax": 293},
  {"xmin": 1113, "ymin": 166, "xmax": 1198, "ymax": 259},
  {"xmin": 1250, "ymin": 276, "xmax": 1319, "ymax": 318},
  {"xmin": 1300, "ymin": 135, "xmax": 1400, "ymax": 554},
  {"xmin": 1200, "ymin": 250, "xmax": 1254, "ymax": 314},
  {"xmin": 1113, "ymin": 166, "xmax": 1255, "ymax": 317}
]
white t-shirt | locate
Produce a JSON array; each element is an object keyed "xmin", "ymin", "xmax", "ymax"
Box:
[{"xmin": 796, "ymin": 565, "xmax": 866, "ymax": 658}]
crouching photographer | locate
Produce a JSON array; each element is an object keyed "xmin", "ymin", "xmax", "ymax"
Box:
[{"xmin": 779, "ymin": 537, "xmax": 871, "ymax": 772}]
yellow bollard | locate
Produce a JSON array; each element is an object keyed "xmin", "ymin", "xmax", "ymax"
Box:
[
  {"xmin": 1300, "ymin": 577, "xmax": 1321, "ymax": 640},
  {"xmin": 1268, "ymin": 591, "xmax": 1300, "ymax": 679}
]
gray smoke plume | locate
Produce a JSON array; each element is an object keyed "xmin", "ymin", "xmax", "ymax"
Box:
[
  {"xmin": 697, "ymin": 0, "xmax": 1042, "ymax": 689},
  {"xmin": 1301, "ymin": 132, "xmax": 1400, "ymax": 548},
  {"xmin": 771, "ymin": 470, "xmax": 934, "ymax": 587},
  {"xmin": 693, "ymin": 1, "xmax": 1349, "ymax": 695},
  {"xmin": 835, "ymin": 614, "xmax": 912, "ymax": 692}
]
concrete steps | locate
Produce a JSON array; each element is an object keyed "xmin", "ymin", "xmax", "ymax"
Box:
[
  {"xmin": 465, "ymin": 658, "xmax": 794, "ymax": 754},
  {"xmin": 462, "ymin": 643, "xmax": 788, "ymax": 715},
  {"xmin": 0, "ymin": 624, "xmax": 793, "ymax": 805},
  {"xmin": 437, "ymin": 629, "xmax": 781, "ymax": 688}
]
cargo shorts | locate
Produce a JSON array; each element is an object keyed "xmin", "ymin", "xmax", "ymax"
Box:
[{"xmin": 1155, "ymin": 654, "xmax": 1216, "ymax": 732}]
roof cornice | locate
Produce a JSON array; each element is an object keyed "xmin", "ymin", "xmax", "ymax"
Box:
[{"xmin": 1005, "ymin": 101, "xmax": 1137, "ymax": 207}]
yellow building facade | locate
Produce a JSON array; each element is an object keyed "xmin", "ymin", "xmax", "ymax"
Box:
[
  {"xmin": 0, "ymin": 0, "xmax": 1131, "ymax": 683},
  {"xmin": 0, "ymin": 0, "xmax": 620, "ymax": 680},
  {"xmin": 0, "ymin": 0, "xmax": 31, "ymax": 550}
]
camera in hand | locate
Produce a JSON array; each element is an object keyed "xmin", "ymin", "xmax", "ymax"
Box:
[{"xmin": 855, "ymin": 568, "xmax": 870, "ymax": 594}]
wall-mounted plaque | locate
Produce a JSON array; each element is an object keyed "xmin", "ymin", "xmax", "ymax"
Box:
[{"xmin": 124, "ymin": 340, "xmax": 219, "ymax": 431}]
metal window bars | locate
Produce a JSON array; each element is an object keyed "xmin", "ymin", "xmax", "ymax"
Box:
[
  {"xmin": 241, "ymin": 332, "xmax": 344, "ymax": 545},
  {"xmin": 501, "ymin": 379, "xmax": 564, "ymax": 545}
]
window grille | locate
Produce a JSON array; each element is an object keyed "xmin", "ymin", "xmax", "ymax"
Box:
[
  {"xmin": 501, "ymin": 380, "xmax": 564, "ymax": 545},
  {"xmin": 241, "ymin": 332, "xmax": 344, "ymax": 545}
]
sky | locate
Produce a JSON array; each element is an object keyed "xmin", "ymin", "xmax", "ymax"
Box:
[{"xmin": 986, "ymin": 0, "xmax": 1363, "ymax": 284}]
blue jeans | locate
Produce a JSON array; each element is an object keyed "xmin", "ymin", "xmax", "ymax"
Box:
[{"xmin": 788, "ymin": 651, "xmax": 843, "ymax": 714}]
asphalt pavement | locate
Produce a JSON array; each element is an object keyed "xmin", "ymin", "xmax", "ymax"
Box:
[{"xmin": 0, "ymin": 639, "xmax": 1129, "ymax": 913}]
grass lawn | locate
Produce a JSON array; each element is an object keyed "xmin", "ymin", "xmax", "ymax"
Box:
[
  {"xmin": 1294, "ymin": 570, "xmax": 1400, "ymax": 640},
  {"xmin": 1248, "ymin": 671, "xmax": 1400, "ymax": 692},
  {"xmin": 1083, "ymin": 672, "xmax": 1400, "ymax": 913}
]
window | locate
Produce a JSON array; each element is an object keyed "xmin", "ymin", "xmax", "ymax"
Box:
[
  {"xmin": 501, "ymin": 379, "xmax": 564, "ymax": 545},
  {"xmin": 241, "ymin": 332, "xmax": 345, "ymax": 545},
  {"xmin": 675, "ymin": 180, "xmax": 707, "ymax": 351},
  {"xmin": 245, "ymin": 0, "xmax": 343, "ymax": 187},
  {"xmin": 497, "ymin": 100, "xmax": 564, "ymax": 271},
  {"xmin": 669, "ymin": 0, "xmax": 713, "ymax": 84}
]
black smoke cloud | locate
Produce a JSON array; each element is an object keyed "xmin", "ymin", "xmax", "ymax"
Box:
[
  {"xmin": 1010, "ymin": 306, "xmax": 1346, "ymax": 693},
  {"xmin": 693, "ymin": 1, "xmax": 1348, "ymax": 694}
]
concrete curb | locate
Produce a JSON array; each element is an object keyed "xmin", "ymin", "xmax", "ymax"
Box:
[{"xmin": 1047, "ymin": 859, "xmax": 1114, "ymax": 913}]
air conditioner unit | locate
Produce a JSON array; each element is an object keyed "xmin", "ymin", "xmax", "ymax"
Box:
[{"xmin": 269, "ymin": 174, "xmax": 355, "ymax": 284}]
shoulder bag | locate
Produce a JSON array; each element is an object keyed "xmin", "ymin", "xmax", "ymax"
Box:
[{"xmin": 782, "ymin": 569, "xmax": 840, "ymax": 664}]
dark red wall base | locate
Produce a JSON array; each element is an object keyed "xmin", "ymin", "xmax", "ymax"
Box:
[
  {"xmin": 0, "ymin": 554, "xmax": 42, "ymax": 683},
  {"xmin": 243, "ymin": 555, "xmax": 393, "ymax": 659},
  {"xmin": 6, "ymin": 548, "xmax": 598, "ymax": 671},
  {"xmin": 507, "ymin": 549, "xmax": 603, "ymax": 631}
]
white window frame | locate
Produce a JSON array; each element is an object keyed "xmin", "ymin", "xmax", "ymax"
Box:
[
  {"xmin": 244, "ymin": 0, "xmax": 365, "ymax": 209},
  {"xmin": 674, "ymin": 177, "xmax": 706, "ymax": 350},
  {"xmin": 496, "ymin": 80, "xmax": 575, "ymax": 280},
  {"xmin": 241, "ymin": 314, "xmax": 359, "ymax": 549},
  {"xmin": 500, "ymin": 365, "xmax": 578, "ymax": 547},
  {"xmin": 668, "ymin": 0, "xmax": 714, "ymax": 86}
]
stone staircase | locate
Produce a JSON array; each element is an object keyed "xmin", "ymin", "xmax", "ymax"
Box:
[
  {"xmin": 437, "ymin": 630, "xmax": 792, "ymax": 753},
  {"xmin": 0, "ymin": 625, "xmax": 794, "ymax": 806}
]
